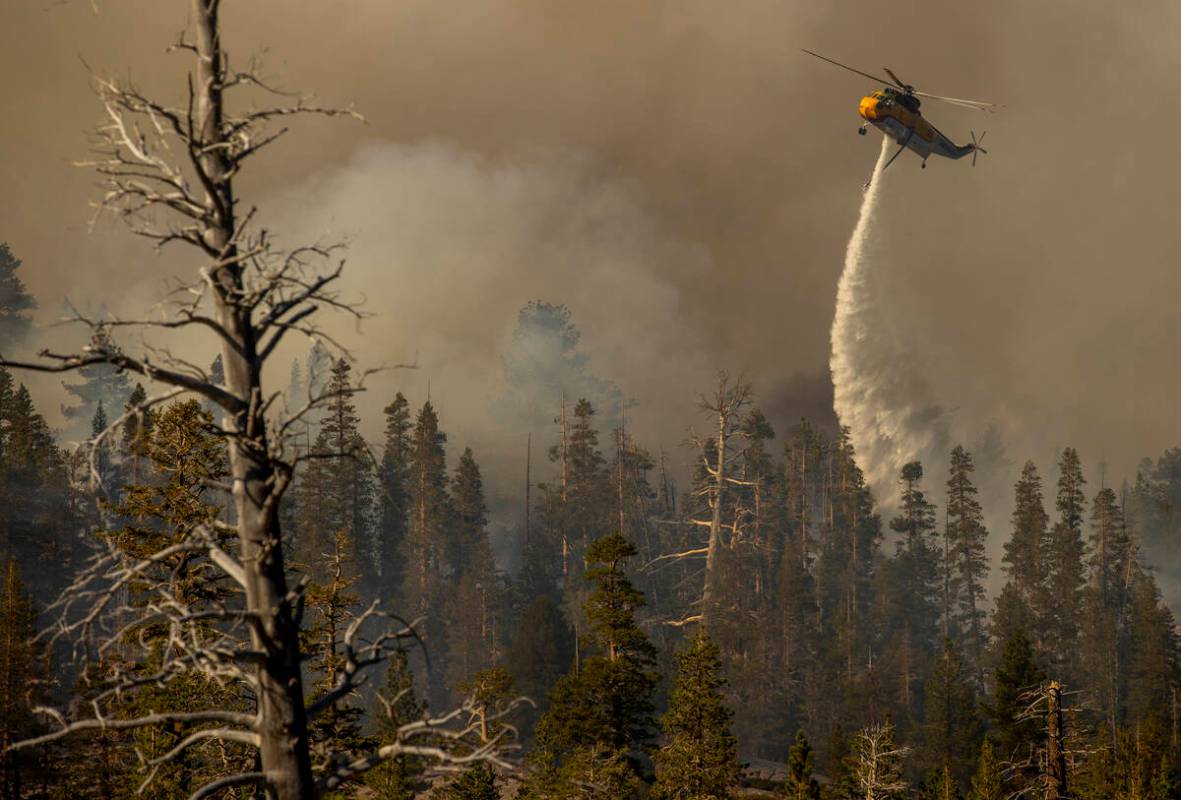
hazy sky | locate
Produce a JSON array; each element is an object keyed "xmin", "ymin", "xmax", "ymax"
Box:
[{"xmin": 3, "ymin": 0, "xmax": 1181, "ymax": 514}]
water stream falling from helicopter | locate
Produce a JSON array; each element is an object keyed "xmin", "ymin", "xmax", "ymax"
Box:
[{"xmin": 830, "ymin": 137, "xmax": 951, "ymax": 505}]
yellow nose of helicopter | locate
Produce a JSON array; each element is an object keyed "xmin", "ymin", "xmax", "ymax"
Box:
[{"xmin": 858, "ymin": 94, "xmax": 881, "ymax": 120}]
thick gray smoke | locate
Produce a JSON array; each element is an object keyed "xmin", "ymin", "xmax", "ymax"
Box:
[{"xmin": 831, "ymin": 138, "xmax": 952, "ymax": 507}]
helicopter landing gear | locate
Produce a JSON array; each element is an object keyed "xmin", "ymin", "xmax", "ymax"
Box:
[{"xmin": 858, "ymin": 125, "xmax": 868, "ymax": 136}]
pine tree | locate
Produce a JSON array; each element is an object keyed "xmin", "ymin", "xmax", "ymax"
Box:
[
  {"xmin": 503, "ymin": 595, "xmax": 574, "ymax": 738},
  {"xmin": 918, "ymin": 764, "xmax": 962, "ymax": 800},
  {"xmin": 967, "ymin": 741, "xmax": 1003, "ymax": 800},
  {"xmin": 986, "ymin": 628, "xmax": 1044, "ymax": 786},
  {"xmin": 451, "ymin": 448, "xmax": 489, "ymax": 580},
  {"xmin": 399, "ymin": 400, "xmax": 453, "ymax": 706},
  {"xmin": 651, "ymin": 630, "xmax": 741, "ymax": 800},
  {"xmin": 289, "ymin": 357, "xmax": 304, "ymax": 399},
  {"xmin": 784, "ymin": 730, "xmax": 821, "ymax": 800},
  {"xmin": 1082, "ymin": 487, "xmax": 1134, "ymax": 736},
  {"xmin": 526, "ymin": 533, "xmax": 657, "ymax": 796},
  {"xmin": 457, "ymin": 667, "xmax": 515, "ymax": 742},
  {"xmin": 1002, "ymin": 461, "xmax": 1050, "ymax": 655},
  {"xmin": 304, "ymin": 527, "xmax": 365, "ymax": 769},
  {"xmin": 1124, "ymin": 570, "xmax": 1178, "ymax": 727},
  {"xmin": 120, "ymin": 383, "xmax": 152, "ymax": 487},
  {"xmin": 377, "ymin": 392, "xmax": 413, "ymax": 600},
  {"xmin": 0, "ymin": 243, "xmax": 35, "ymax": 346},
  {"xmin": 294, "ymin": 359, "xmax": 374, "ymax": 585},
  {"xmin": 945, "ymin": 446, "xmax": 989, "ymax": 681},
  {"xmin": 431, "ymin": 763, "xmax": 500, "ymax": 800},
  {"xmin": 0, "ymin": 374, "xmax": 73, "ymax": 604},
  {"xmin": 365, "ymin": 651, "xmax": 427, "ymax": 800},
  {"xmin": 1151, "ymin": 753, "xmax": 1181, "ymax": 800},
  {"xmin": 543, "ymin": 398, "xmax": 612, "ymax": 581},
  {"xmin": 1046, "ymin": 447, "xmax": 1087, "ymax": 683},
  {"xmin": 102, "ymin": 400, "xmax": 248, "ymax": 797},
  {"xmin": 0, "ymin": 560, "xmax": 47, "ymax": 799},
  {"xmin": 497, "ymin": 301, "xmax": 615, "ymax": 434},
  {"xmin": 446, "ymin": 454, "xmax": 501, "ymax": 698},
  {"xmin": 90, "ymin": 400, "xmax": 115, "ymax": 503},
  {"xmin": 60, "ymin": 362, "xmax": 132, "ymax": 440},
  {"xmin": 881, "ymin": 461, "xmax": 940, "ymax": 725},
  {"xmin": 922, "ymin": 640, "xmax": 983, "ymax": 782}
]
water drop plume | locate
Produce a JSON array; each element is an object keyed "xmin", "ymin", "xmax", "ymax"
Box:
[{"xmin": 830, "ymin": 137, "xmax": 950, "ymax": 505}]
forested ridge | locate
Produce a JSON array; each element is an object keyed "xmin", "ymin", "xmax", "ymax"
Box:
[{"xmin": 2, "ymin": 247, "xmax": 1181, "ymax": 796}]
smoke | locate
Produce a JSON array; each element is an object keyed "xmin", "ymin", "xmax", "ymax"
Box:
[
  {"xmin": 264, "ymin": 141, "xmax": 719, "ymax": 549},
  {"xmin": 831, "ymin": 137, "xmax": 952, "ymax": 508}
]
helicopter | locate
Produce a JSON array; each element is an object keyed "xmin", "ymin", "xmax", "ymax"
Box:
[{"xmin": 802, "ymin": 49, "xmax": 997, "ymax": 180}]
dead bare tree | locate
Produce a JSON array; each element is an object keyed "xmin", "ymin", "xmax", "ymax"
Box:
[
  {"xmin": 851, "ymin": 721, "xmax": 910, "ymax": 800},
  {"xmin": 647, "ymin": 371, "xmax": 752, "ymax": 628},
  {"xmin": 1003, "ymin": 679, "xmax": 1097, "ymax": 800},
  {"xmin": 0, "ymin": 2, "xmax": 516, "ymax": 797}
]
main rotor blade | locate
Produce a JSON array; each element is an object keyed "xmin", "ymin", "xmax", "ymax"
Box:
[
  {"xmin": 913, "ymin": 90, "xmax": 1000, "ymax": 112},
  {"xmin": 882, "ymin": 67, "xmax": 911, "ymax": 91},
  {"xmin": 801, "ymin": 49, "xmax": 895, "ymax": 87}
]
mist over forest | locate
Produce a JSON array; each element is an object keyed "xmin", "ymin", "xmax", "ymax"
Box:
[{"xmin": 2, "ymin": 2, "xmax": 1181, "ymax": 799}]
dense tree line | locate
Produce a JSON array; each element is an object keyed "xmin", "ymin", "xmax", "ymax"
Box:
[
  {"xmin": 0, "ymin": 352, "xmax": 1178, "ymax": 797},
  {"xmin": 1, "ymin": 239, "xmax": 1180, "ymax": 799}
]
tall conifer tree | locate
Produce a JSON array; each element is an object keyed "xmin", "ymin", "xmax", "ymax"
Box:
[
  {"xmin": 398, "ymin": 400, "xmax": 453, "ymax": 705},
  {"xmin": 945, "ymin": 446, "xmax": 989, "ymax": 682},
  {"xmin": 1002, "ymin": 461, "xmax": 1051, "ymax": 654},
  {"xmin": 378, "ymin": 392, "xmax": 413, "ymax": 600},
  {"xmin": 526, "ymin": 533, "xmax": 657, "ymax": 796},
  {"xmin": 651, "ymin": 630, "xmax": 741, "ymax": 800},
  {"xmin": 1046, "ymin": 448, "xmax": 1088, "ymax": 683}
]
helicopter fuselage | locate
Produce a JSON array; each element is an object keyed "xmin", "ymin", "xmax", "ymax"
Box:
[{"xmin": 858, "ymin": 89, "xmax": 974, "ymax": 161}]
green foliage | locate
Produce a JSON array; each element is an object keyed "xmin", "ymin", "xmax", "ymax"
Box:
[
  {"xmin": 877, "ymin": 460, "xmax": 940, "ymax": 728},
  {"xmin": 0, "ymin": 561, "xmax": 48, "ymax": 797},
  {"xmin": 96, "ymin": 400, "xmax": 250, "ymax": 798},
  {"xmin": 0, "ymin": 368, "xmax": 74, "ymax": 604},
  {"xmin": 967, "ymin": 741, "xmax": 1002, "ymax": 800},
  {"xmin": 304, "ymin": 527, "xmax": 366, "ymax": 768},
  {"xmin": 446, "ymin": 449, "xmax": 501, "ymax": 699},
  {"xmin": 365, "ymin": 651, "xmax": 427, "ymax": 800},
  {"xmin": 785, "ymin": 730, "xmax": 821, "ymax": 800},
  {"xmin": 985, "ymin": 627, "xmax": 1043, "ymax": 789},
  {"xmin": 525, "ymin": 533, "xmax": 656, "ymax": 797},
  {"xmin": 398, "ymin": 399, "xmax": 453, "ymax": 705},
  {"xmin": 1045, "ymin": 447, "xmax": 1087, "ymax": 683},
  {"xmin": 0, "ymin": 243, "xmax": 35, "ymax": 346},
  {"xmin": 1152, "ymin": 753, "xmax": 1181, "ymax": 800},
  {"xmin": 60, "ymin": 361, "xmax": 132, "ymax": 437},
  {"xmin": 378, "ymin": 392, "xmax": 413, "ymax": 600},
  {"xmin": 918, "ymin": 764, "xmax": 962, "ymax": 800},
  {"xmin": 294, "ymin": 358, "xmax": 373, "ymax": 585},
  {"xmin": 1003, "ymin": 461, "xmax": 1050, "ymax": 652},
  {"xmin": 652, "ymin": 630, "xmax": 741, "ymax": 800},
  {"xmin": 431, "ymin": 763, "xmax": 501, "ymax": 800},
  {"xmin": 503, "ymin": 596, "xmax": 574, "ymax": 738},
  {"xmin": 945, "ymin": 446, "xmax": 989, "ymax": 673},
  {"xmin": 922, "ymin": 641, "xmax": 983, "ymax": 782}
]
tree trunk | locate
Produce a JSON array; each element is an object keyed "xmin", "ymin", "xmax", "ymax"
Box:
[
  {"xmin": 193, "ymin": 2, "xmax": 314, "ymax": 796},
  {"xmin": 1045, "ymin": 680, "xmax": 1067, "ymax": 800},
  {"xmin": 702, "ymin": 400, "xmax": 728, "ymax": 627}
]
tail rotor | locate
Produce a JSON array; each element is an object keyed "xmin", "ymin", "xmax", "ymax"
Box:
[{"xmin": 971, "ymin": 130, "xmax": 988, "ymax": 166}]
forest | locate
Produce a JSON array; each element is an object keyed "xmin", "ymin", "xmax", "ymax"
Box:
[
  {"xmin": 2, "ymin": 3, "xmax": 1181, "ymax": 800},
  {"xmin": 3, "ymin": 264, "xmax": 1181, "ymax": 798}
]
